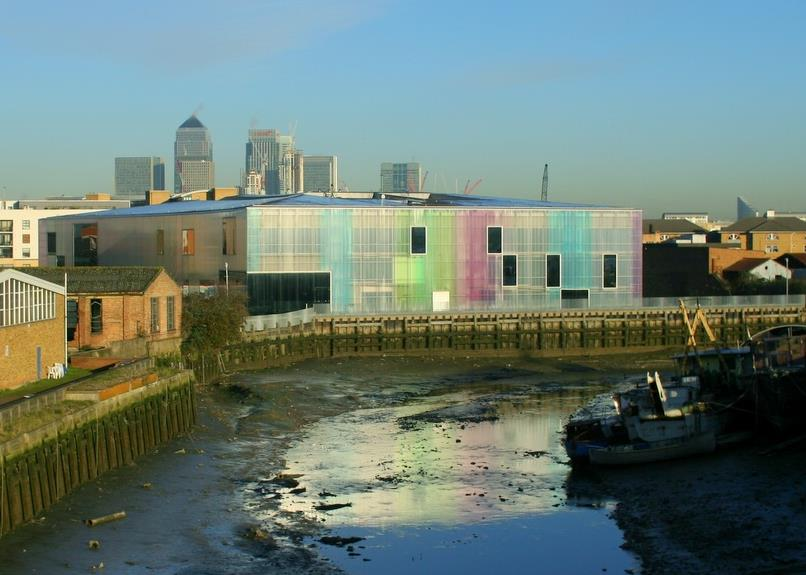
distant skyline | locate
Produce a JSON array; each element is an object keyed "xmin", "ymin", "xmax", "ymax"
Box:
[{"xmin": 1, "ymin": 1, "xmax": 804, "ymax": 219}]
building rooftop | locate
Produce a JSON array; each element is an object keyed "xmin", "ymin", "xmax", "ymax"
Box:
[
  {"xmin": 43, "ymin": 192, "xmax": 627, "ymax": 220},
  {"xmin": 18, "ymin": 267, "xmax": 169, "ymax": 294},
  {"xmin": 643, "ymin": 219, "xmax": 708, "ymax": 234},
  {"xmin": 179, "ymin": 115, "xmax": 205, "ymax": 129},
  {"xmin": 723, "ymin": 258, "xmax": 776, "ymax": 273},
  {"xmin": 722, "ymin": 216, "xmax": 806, "ymax": 232}
]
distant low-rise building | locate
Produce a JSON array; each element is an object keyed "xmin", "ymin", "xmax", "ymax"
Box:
[
  {"xmin": 0, "ymin": 196, "xmax": 127, "ymax": 267},
  {"xmin": 720, "ymin": 216, "xmax": 806, "ymax": 254},
  {"xmin": 0, "ymin": 269, "xmax": 66, "ymax": 389},
  {"xmin": 642, "ymin": 219, "xmax": 709, "ymax": 244},
  {"xmin": 722, "ymin": 258, "xmax": 791, "ymax": 282},
  {"xmin": 21, "ymin": 267, "xmax": 182, "ymax": 356}
]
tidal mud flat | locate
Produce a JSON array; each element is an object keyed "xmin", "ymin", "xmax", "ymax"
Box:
[{"xmin": 0, "ymin": 351, "xmax": 802, "ymax": 574}]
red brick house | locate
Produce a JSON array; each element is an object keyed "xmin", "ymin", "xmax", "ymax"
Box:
[{"xmin": 20, "ymin": 267, "xmax": 182, "ymax": 356}]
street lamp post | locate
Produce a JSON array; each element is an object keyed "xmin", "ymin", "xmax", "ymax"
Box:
[{"xmin": 785, "ymin": 257, "xmax": 789, "ymax": 297}]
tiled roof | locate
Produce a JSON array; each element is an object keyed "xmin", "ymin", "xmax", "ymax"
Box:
[
  {"xmin": 17, "ymin": 267, "xmax": 167, "ymax": 294},
  {"xmin": 776, "ymin": 253, "xmax": 806, "ymax": 268},
  {"xmin": 723, "ymin": 258, "xmax": 776, "ymax": 273},
  {"xmin": 642, "ymin": 219, "xmax": 708, "ymax": 234},
  {"xmin": 722, "ymin": 217, "xmax": 806, "ymax": 232}
]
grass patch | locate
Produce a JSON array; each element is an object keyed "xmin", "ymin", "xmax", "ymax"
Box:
[{"xmin": 0, "ymin": 368, "xmax": 92, "ymax": 402}]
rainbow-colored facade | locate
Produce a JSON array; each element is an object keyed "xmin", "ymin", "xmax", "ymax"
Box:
[{"xmin": 43, "ymin": 193, "xmax": 642, "ymax": 314}]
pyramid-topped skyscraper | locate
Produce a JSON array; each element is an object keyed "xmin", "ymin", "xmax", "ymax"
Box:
[{"xmin": 175, "ymin": 115, "xmax": 214, "ymax": 195}]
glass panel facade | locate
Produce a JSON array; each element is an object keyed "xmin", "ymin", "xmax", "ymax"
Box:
[{"xmin": 246, "ymin": 206, "xmax": 641, "ymax": 314}]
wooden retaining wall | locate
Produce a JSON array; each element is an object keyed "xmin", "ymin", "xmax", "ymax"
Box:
[
  {"xmin": 206, "ymin": 305, "xmax": 806, "ymax": 377},
  {"xmin": 0, "ymin": 373, "xmax": 195, "ymax": 536}
]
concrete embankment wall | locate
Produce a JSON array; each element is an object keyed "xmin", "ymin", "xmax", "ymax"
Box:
[
  {"xmin": 198, "ymin": 304, "xmax": 806, "ymax": 379},
  {"xmin": 0, "ymin": 372, "xmax": 195, "ymax": 536}
]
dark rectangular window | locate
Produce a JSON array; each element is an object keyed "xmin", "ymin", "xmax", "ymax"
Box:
[
  {"xmin": 182, "ymin": 229, "xmax": 195, "ymax": 255},
  {"xmin": 166, "ymin": 296, "xmax": 175, "ymax": 331},
  {"xmin": 603, "ymin": 254, "xmax": 617, "ymax": 288},
  {"xmin": 411, "ymin": 226, "xmax": 426, "ymax": 254},
  {"xmin": 156, "ymin": 229, "xmax": 164, "ymax": 255},
  {"xmin": 22, "ymin": 234, "xmax": 30, "ymax": 244},
  {"xmin": 66, "ymin": 299, "xmax": 78, "ymax": 341},
  {"xmin": 90, "ymin": 299, "xmax": 103, "ymax": 333},
  {"xmin": 223, "ymin": 218, "xmax": 236, "ymax": 255},
  {"xmin": 247, "ymin": 272, "xmax": 331, "ymax": 315},
  {"xmin": 47, "ymin": 232, "xmax": 57, "ymax": 254},
  {"xmin": 503, "ymin": 255, "xmax": 517, "ymax": 286},
  {"xmin": 488, "ymin": 227, "xmax": 502, "ymax": 254},
  {"xmin": 150, "ymin": 297, "xmax": 159, "ymax": 333},
  {"xmin": 73, "ymin": 223, "xmax": 98, "ymax": 266},
  {"xmin": 547, "ymin": 254, "xmax": 561, "ymax": 288}
]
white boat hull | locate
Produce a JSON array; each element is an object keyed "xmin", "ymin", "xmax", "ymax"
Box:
[{"xmin": 588, "ymin": 431, "xmax": 716, "ymax": 466}]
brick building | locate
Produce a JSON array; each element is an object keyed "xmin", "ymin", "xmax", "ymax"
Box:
[
  {"xmin": 642, "ymin": 219, "xmax": 709, "ymax": 244},
  {"xmin": 21, "ymin": 267, "xmax": 182, "ymax": 355},
  {"xmin": 720, "ymin": 216, "xmax": 806, "ymax": 254},
  {"xmin": 0, "ymin": 269, "xmax": 66, "ymax": 389}
]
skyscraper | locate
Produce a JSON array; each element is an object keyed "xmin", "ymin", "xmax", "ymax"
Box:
[
  {"xmin": 303, "ymin": 156, "xmax": 338, "ymax": 193},
  {"xmin": 114, "ymin": 157, "xmax": 165, "ymax": 199},
  {"xmin": 175, "ymin": 115, "xmax": 214, "ymax": 195},
  {"xmin": 380, "ymin": 162, "xmax": 421, "ymax": 194},
  {"xmin": 245, "ymin": 129, "xmax": 300, "ymax": 195}
]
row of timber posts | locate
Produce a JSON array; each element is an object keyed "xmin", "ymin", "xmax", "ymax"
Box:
[
  {"xmin": 228, "ymin": 304, "xmax": 806, "ymax": 368},
  {"xmin": 0, "ymin": 376, "xmax": 195, "ymax": 537}
]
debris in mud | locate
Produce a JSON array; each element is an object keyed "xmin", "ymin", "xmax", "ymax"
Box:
[
  {"xmin": 319, "ymin": 536, "xmax": 364, "ymax": 547},
  {"xmin": 290, "ymin": 487, "xmax": 307, "ymax": 494},
  {"xmin": 318, "ymin": 491, "xmax": 337, "ymax": 498},
  {"xmin": 268, "ymin": 474, "xmax": 303, "ymax": 488},
  {"xmin": 244, "ymin": 525, "xmax": 274, "ymax": 543},
  {"xmin": 314, "ymin": 502, "xmax": 352, "ymax": 511},
  {"xmin": 84, "ymin": 511, "xmax": 127, "ymax": 527},
  {"xmin": 397, "ymin": 403, "xmax": 499, "ymax": 429},
  {"xmin": 524, "ymin": 450, "xmax": 549, "ymax": 458},
  {"xmin": 376, "ymin": 474, "xmax": 403, "ymax": 484},
  {"xmin": 87, "ymin": 540, "xmax": 100, "ymax": 550}
]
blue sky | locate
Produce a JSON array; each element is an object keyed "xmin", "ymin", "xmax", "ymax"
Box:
[{"xmin": 1, "ymin": 0, "xmax": 804, "ymax": 219}]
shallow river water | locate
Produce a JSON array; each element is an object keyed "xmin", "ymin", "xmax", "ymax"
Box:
[{"xmin": 0, "ymin": 355, "xmax": 641, "ymax": 574}]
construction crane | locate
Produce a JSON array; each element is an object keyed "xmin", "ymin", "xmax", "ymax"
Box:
[
  {"xmin": 541, "ymin": 163, "xmax": 548, "ymax": 202},
  {"xmin": 463, "ymin": 178, "xmax": 483, "ymax": 195}
]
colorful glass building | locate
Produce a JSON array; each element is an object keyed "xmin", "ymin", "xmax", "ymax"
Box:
[{"xmin": 41, "ymin": 193, "xmax": 642, "ymax": 315}]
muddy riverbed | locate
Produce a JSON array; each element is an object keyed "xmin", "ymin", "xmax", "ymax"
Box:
[{"xmin": 0, "ymin": 352, "xmax": 803, "ymax": 574}]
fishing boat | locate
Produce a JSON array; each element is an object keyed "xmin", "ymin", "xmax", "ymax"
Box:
[{"xmin": 564, "ymin": 371, "xmax": 721, "ymax": 465}]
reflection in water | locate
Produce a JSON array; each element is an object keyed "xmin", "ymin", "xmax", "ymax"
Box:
[{"xmin": 237, "ymin": 361, "xmax": 637, "ymax": 574}]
